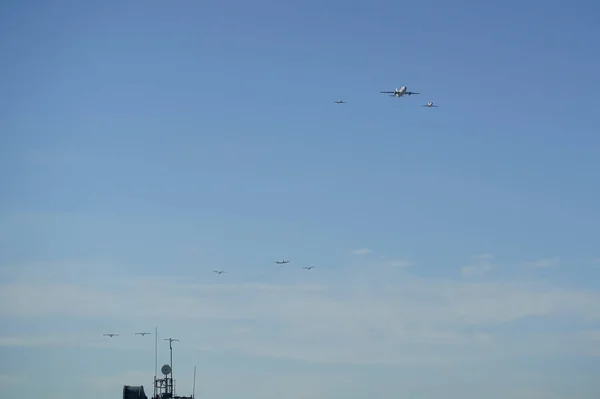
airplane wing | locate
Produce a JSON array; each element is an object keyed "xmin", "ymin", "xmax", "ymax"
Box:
[
  {"xmin": 406, "ymin": 92, "xmax": 420, "ymax": 95},
  {"xmin": 380, "ymin": 91, "xmax": 395, "ymax": 94}
]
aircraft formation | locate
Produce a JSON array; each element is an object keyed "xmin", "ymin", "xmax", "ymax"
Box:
[
  {"xmin": 99, "ymin": 86, "xmax": 434, "ymax": 340},
  {"xmin": 102, "ymin": 262, "xmax": 313, "ymax": 337},
  {"xmin": 210, "ymin": 260, "xmax": 313, "ymax": 276},
  {"xmin": 104, "ymin": 332, "xmax": 152, "ymax": 338},
  {"xmin": 334, "ymin": 85, "xmax": 438, "ymax": 108}
]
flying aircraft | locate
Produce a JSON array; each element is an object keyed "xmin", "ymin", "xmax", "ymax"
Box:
[
  {"xmin": 302, "ymin": 266, "xmax": 315, "ymax": 270},
  {"xmin": 213, "ymin": 270, "xmax": 226, "ymax": 274},
  {"xmin": 380, "ymin": 86, "xmax": 419, "ymax": 97},
  {"xmin": 422, "ymin": 101, "xmax": 438, "ymax": 107},
  {"xmin": 275, "ymin": 260, "xmax": 290, "ymax": 264},
  {"xmin": 135, "ymin": 332, "xmax": 151, "ymax": 336},
  {"xmin": 334, "ymin": 100, "xmax": 346, "ymax": 104},
  {"xmin": 103, "ymin": 333, "xmax": 119, "ymax": 337}
]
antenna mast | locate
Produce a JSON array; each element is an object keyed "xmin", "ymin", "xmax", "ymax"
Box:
[
  {"xmin": 164, "ymin": 337, "xmax": 179, "ymax": 393},
  {"xmin": 154, "ymin": 326, "xmax": 158, "ymax": 399},
  {"xmin": 152, "ymin": 335, "xmax": 195, "ymax": 399},
  {"xmin": 192, "ymin": 366, "xmax": 197, "ymax": 399}
]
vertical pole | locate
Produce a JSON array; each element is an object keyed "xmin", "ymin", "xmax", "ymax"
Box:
[
  {"xmin": 154, "ymin": 326, "xmax": 158, "ymax": 399},
  {"xmin": 193, "ymin": 366, "xmax": 197, "ymax": 399},
  {"xmin": 164, "ymin": 338, "xmax": 179, "ymax": 395}
]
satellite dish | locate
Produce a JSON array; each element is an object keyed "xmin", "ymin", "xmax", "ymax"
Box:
[{"xmin": 161, "ymin": 364, "xmax": 172, "ymax": 375}]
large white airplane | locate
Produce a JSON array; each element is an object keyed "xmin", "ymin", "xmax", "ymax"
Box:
[
  {"xmin": 334, "ymin": 100, "xmax": 347, "ymax": 104},
  {"xmin": 380, "ymin": 86, "xmax": 419, "ymax": 97},
  {"xmin": 422, "ymin": 101, "xmax": 438, "ymax": 107}
]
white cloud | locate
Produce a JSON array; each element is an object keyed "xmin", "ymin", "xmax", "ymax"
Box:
[
  {"xmin": 1, "ymin": 261, "xmax": 599, "ymax": 367},
  {"xmin": 386, "ymin": 259, "xmax": 414, "ymax": 268},
  {"xmin": 523, "ymin": 258, "xmax": 559, "ymax": 269},
  {"xmin": 473, "ymin": 254, "xmax": 493, "ymax": 259},
  {"xmin": 351, "ymin": 248, "xmax": 372, "ymax": 255},
  {"xmin": 460, "ymin": 254, "xmax": 495, "ymax": 276},
  {"xmin": 2, "ymin": 258, "xmax": 600, "ymax": 399},
  {"xmin": 375, "ymin": 255, "xmax": 415, "ymax": 269},
  {"xmin": 460, "ymin": 264, "xmax": 493, "ymax": 276}
]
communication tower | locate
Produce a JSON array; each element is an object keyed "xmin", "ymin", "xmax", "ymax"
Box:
[{"xmin": 152, "ymin": 337, "xmax": 195, "ymax": 399}]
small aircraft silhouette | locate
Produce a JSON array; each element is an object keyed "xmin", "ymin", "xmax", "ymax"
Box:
[
  {"xmin": 334, "ymin": 100, "xmax": 346, "ymax": 104},
  {"xmin": 302, "ymin": 266, "xmax": 315, "ymax": 270},
  {"xmin": 275, "ymin": 260, "xmax": 290, "ymax": 264},
  {"xmin": 135, "ymin": 332, "xmax": 151, "ymax": 336},
  {"xmin": 213, "ymin": 270, "xmax": 226, "ymax": 274},
  {"xmin": 422, "ymin": 101, "xmax": 438, "ymax": 108},
  {"xmin": 103, "ymin": 333, "xmax": 119, "ymax": 337}
]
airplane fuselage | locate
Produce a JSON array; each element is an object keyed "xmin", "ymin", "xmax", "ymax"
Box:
[
  {"xmin": 381, "ymin": 85, "xmax": 418, "ymax": 98},
  {"xmin": 395, "ymin": 86, "xmax": 408, "ymax": 97}
]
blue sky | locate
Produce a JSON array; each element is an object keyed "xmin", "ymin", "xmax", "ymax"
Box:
[{"xmin": 1, "ymin": 0, "xmax": 600, "ymax": 398}]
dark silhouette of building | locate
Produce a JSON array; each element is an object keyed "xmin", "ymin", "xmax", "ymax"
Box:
[{"xmin": 123, "ymin": 385, "xmax": 148, "ymax": 399}]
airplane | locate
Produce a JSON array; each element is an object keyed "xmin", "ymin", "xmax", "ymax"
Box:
[
  {"xmin": 334, "ymin": 100, "xmax": 347, "ymax": 104},
  {"xmin": 380, "ymin": 86, "xmax": 419, "ymax": 97},
  {"xmin": 103, "ymin": 333, "xmax": 119, "ymax": 337},
  {"xmin": 135, "ymin": 332, "xmax": 151, "ymax": 336},
  {"xmin": 275, "ymin": 260, "xmax": 290, "ymax": 264},
  {"xmin": 422, "ymin": 101, "xmax": 438, "ymax": 107},
  {"xmin": 213, "ymin": 270, "xmax": 226, "ymax": 274},
  {"xmin": 302, "ymin": 266, "xmax": 315, "ymax": 270}
]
